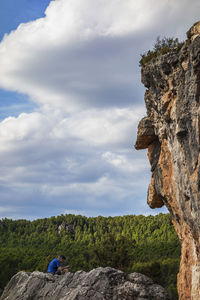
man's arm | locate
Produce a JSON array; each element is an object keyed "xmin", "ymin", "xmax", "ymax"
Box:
[{"xmin": 62, "ymin": 265, "xmax": 69, "ymax": 270}]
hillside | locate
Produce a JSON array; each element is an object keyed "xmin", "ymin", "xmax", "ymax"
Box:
[{"xmin": 0, "ymin": 213, "xmax": 180, "ymax": 298}]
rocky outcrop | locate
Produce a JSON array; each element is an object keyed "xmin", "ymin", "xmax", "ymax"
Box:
[
  {"xmin": 0, "ymin": 267, "xmax": 171, "ymax": 300},
  {"xmin": 57, "ymin": 223, "xmax": 75, "ymax": 235},
  {"xmin": 135, "ymin": 21, "xmax": 200, "ymax": 299}
]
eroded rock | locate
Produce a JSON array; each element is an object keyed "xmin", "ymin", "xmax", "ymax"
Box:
[
  {"xmin": 57, "ymin": 223, "xmax": 75, "ymax": 235},
  {"xmin": 135, "ymin": 117, "xmax": 157, "ymax": 150},
  {"xmin": 135, "ymin": 21, "xmax": 200, "ymax": 299},
  {"xmin": 0, "ymin": 267, "xmax": 171, "ymax": 300}
]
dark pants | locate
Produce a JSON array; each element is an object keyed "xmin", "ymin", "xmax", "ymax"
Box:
[{"xmin": 47, "ymin": 270, "xmax": 61, "ymax": 275}]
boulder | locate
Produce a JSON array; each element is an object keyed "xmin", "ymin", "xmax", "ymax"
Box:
[{"xmin": 0, "ymin": 267, "xmax": 171, "ymax": 300}]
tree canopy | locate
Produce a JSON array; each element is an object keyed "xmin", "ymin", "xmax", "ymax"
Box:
[
  {"xmin": 0, "ymin": 213, "xmax": 180, "ymax": 299},
  {"xmin": 139, "ymin": 36, "xmax": 184, "ymax": 67}
]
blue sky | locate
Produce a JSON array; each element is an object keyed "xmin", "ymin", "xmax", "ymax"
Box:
[
  {"xmin": 0, "ymin": 0, "xmax": 50, "ymax": 40},
  {"xmin": 0, "ymin": 0, "xmax": 51, "ymax": 121},
  {"xmin": 0, "ymin": 0, "xmax": 200, "ymax": 220}
]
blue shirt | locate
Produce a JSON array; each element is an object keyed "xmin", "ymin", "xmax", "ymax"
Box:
[{"xmin": 47, "ymin": 258, "xmax": 61, "ymax": 273}]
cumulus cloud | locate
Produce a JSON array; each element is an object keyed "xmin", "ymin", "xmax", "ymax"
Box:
[
  {"xmin": 1, "ymin": 0, "xmax": 199, "ymax": 218},
  {"xmin": 0, "ymin": 105, "xmax": 150, "ymax": 219},
  {"xmin": 1, "ymin": 0, "xmax": 198, "ymax": 112}
]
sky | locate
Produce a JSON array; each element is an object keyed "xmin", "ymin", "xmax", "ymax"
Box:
[{"xmin": 0, "ymin": 0, "xmax": 200, "ymax": 220}]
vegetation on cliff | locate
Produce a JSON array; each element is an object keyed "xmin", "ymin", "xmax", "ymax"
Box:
[
  {"xmin": 0, "ymin": 213, "xmax": 180, "ymax": 298},
  {"xmin": 139, "ymin": 36, "xmax": 183, "ymax": 67}
]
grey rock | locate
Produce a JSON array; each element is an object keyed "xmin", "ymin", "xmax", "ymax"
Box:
[
  {"xmin": 0, "ymin": 267, "xmax": 171, "ymax": 300},
  {"xmin": 135, "ymin": 21, "xmax": 200, "ymax": 298},
  {"xmin": 57, "ymin": 223, "xmax": 75, "ymax": 235}
]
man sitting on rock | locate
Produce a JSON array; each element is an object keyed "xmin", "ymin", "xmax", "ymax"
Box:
[{"xmin": 47, "ymin": 255, "xmax": 69, "ymax": 275}]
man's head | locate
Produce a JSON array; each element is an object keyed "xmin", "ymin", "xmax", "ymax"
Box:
[{"xmin": 58, "ymin": 255, "xmax": 66, "ymax": 263}]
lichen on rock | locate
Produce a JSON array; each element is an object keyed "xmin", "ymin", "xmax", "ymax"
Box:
[{"xmin": 135, "ymin": 21, "xmax": 200, "ymax": 300}]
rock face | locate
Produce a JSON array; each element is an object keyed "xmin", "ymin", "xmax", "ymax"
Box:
[
  {"xmin": 57, "ymin": 223, "xmax": 75, "ymax": 235},
  {"xmin": 135, "ymin": 21, "xmax": 200, "ymax": 300},
  {"xmin": 0, "ymin": 267, "xmax": 171, "ymax": 300}
]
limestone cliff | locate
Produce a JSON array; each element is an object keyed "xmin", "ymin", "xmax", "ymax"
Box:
[
  {"xmin": 0, "ymin": 267, "xmax": 171, "ymax": 300},
  {"xmin": 135, "ymin": 21, "xmax": 200, "ymax": 300}
]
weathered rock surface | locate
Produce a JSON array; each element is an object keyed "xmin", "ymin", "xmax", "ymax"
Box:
[
  {"xmin": 0, "ymin": 267, "xmax": 171, "ymax": 300},
  {"xmin": 135, "ymin": 21, "xmax": 200, "ymax": 299},
  {"xmin": 57, "ymin": 223, "xmax": 75, "ymax": 235}
]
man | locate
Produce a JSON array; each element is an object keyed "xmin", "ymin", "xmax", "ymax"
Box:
[{"xmin": 47, "ymin": 255, "xmax": 69, "ymax": 275}]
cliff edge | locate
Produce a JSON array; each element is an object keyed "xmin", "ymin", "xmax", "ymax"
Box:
[
  {"xmin": 135, "ymin": 21, "xmax": 200, "ymax": 300},
  {"xmin": 0, "ymin": 267, "xmax": 170, "ymax": 300}
]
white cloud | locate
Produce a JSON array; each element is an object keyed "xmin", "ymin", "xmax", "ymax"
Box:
[
  {"xmin": 0, "ymin": 105, "xmax": 145, "ymax": 180},
  {"xmin": 0, "ymin": 0, "xmax": 199, "ymax": 218},
  {"xmin": 1, "ymin": 0, "xmax": 199, "ymax": 112},
  {"xmin": 0, "ymin": 112, "xmax": 48, "ymax": 141},
  {"xmin": 52, "ymin": 106, "xmax": 145, "ymax": 147},
  {"xmin": 0, "ymin": 102, "xmax": 149, "ymax": 218},
  {"xmin": 102, "ymin": 151, "xmax": 148, "ymax": 174}
]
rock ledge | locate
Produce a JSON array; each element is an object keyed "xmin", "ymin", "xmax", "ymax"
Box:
[{"xmin": 0, "ymin": 267, "xmax": 171, "ymax": 300}]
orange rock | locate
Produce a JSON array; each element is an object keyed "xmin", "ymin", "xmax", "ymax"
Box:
[
  {"xmin": 135, "ymin": 117, "xmax": 156, "ymax": 150},
  {"xmin": 135, "ymin": 22, "xmax": 200, "ymax": 299},
  {"xmin": 147, "ymin": 175, "xmax": 164, "ymax": 208}
]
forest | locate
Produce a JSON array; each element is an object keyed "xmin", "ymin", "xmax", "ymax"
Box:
[{"xmin": 0, "ymin": 213, "xmax": 180, "ymax": 299}]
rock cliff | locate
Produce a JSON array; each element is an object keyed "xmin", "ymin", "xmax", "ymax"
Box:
[
  {"xmin": 135, "ymin": 21, "xmax": 200, "ymax": 299},
  {"xmin": 0, "ymin": 267, "xmax": 171, "ymax": 300}
]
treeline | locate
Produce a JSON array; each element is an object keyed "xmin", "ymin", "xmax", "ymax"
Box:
[{"xmin": 0, "ymin": 213, "xmax": 180, "ymax": 299}]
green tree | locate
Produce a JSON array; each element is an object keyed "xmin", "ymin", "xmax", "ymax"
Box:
[{"xmin": 139, "ymin": 36, "xmax": 183, "ymax": 66}]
